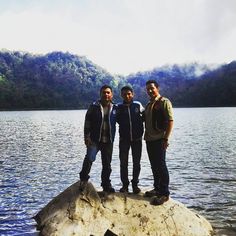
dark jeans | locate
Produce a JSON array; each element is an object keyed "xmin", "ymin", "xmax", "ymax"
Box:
[
  {"xmin": 146, "ymin": 139, "xmax": 170, "ymax": 196},
  {"xmin": 119, "ymin": 139, "xmax": 142, "ymax": 187},
  {"xmin": 79, "ymin": 142, "xmax": 113, "ymax": 188}
]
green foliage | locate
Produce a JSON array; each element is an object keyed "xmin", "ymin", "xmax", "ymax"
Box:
[
  {"xmin": 173, "ymin": 61, "xmax": 236, "ymax": 107},
  {"xmin": 0, "ymin": 50, "xmax": 235, "ymax": 109},
  {"xmin": 0, "ymin": 50, "xmax": 120, "ymax": 109}
]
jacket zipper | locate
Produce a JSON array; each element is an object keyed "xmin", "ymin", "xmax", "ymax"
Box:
[
  {"xmin": 99, "ymin": 104, "xmax": 103, "ymax": 142},
  {"xmin": 128, "ymin": 106, "xmax": 133, "ymax": 141},
  {"xmin": 108, "ymin": 104, "xmax": 113, "ymax": 142}
]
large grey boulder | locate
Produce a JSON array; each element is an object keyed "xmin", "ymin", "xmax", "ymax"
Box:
[{"xmin": 34, "ymin": 181, "xmax": 214, "ymax": 236}]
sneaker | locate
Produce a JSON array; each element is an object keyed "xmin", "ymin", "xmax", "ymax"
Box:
[
  {"xmin": 103, "ymin": 186, "xmax": 115, "ymax": 193},
  {"xmin": 119, "ymin": 186, "xmax": 129, "ymax": 193},
  {"xmin": 144, "ymin": 189, "xmax": 158, "ymax": 197},
  {"xmin": 132, "ymin": 185, "xmax": 141, "ymax": 194},
  {"xmin": 150, "ymin": 195, "xmax": 169, "ymax": 205}
]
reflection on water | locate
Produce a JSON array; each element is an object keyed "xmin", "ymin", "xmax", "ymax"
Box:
[{"xmin": 0, "ymin": 108, "xmax": 236, "ymax": 236}]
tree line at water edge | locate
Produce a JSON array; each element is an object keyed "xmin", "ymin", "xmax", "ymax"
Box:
[{"xmin": 0, "ymin": 50, "xmax": 235, "ymax": 109}]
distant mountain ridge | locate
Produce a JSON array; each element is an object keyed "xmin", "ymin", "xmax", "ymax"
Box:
[{"xmin": 0, "ymin": 50, "xmax": 235, "ymax": 109}]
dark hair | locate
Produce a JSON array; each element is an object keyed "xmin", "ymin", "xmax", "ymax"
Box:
[
  {"xmin": 121, "ymin": 86, "xmax": 133, "ymax": 93},
  {"xmin": 146, "ymin": 80, "xmax": 159, "ymax": 88},
  {"xmin": 100, "ymin": 85, "xmax": 113, "ymax": 94}
]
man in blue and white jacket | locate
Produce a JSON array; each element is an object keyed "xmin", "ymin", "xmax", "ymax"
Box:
[
  {"xmin": 79, "ymin": 85, "xmax": 117, "ymax": 193},
  {"xmin": 117, "ymin": 86, "xmax": 144, "ymax": 194}
]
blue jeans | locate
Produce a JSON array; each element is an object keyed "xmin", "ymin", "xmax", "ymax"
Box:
[
  {"xmin": 79, "ymin": 142, "xmax": 113, "ymax": 188},
  {"xmin": 146, "ymin": 139, "xmax": 170, "ymax": 196},
  {"xmin": 119, "ymin": 139, "xmax": 142, "ymax": 187}
]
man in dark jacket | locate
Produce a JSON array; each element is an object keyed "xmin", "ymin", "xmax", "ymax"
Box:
[
  {"xmin": 79, "ymin": 85, "xmax": 117, "ymax": 193},
  {"xmin": 117, "ymin": 86, "xmax": 144, "ymax": 194}
]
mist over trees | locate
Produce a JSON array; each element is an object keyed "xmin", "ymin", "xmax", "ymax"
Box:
[{"xmin": 0, "ymin": 50, "xmax": 235, "ymax": 109}]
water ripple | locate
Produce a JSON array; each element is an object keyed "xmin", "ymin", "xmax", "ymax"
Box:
[{"xmin": 0, "ymin": 108, "xmax": 236, "ymax": 236}]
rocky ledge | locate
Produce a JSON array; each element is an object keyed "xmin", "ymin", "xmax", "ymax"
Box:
[{"xmin": 34, "ymin": 181, "xmax": 214, "ymax": 236}]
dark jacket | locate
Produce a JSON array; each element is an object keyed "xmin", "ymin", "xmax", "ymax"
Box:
[
  {"xmin": 117, "ymin": 100, "xmax": 144, "ymax": 141},
  {"xmin": 84, "ymin": 101, "xmax": 117, "ymax": 143}
]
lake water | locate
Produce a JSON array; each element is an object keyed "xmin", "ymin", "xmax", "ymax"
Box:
[{"xmin": 0, "ymin": 108, "xmax": 235, "ymax": 236}]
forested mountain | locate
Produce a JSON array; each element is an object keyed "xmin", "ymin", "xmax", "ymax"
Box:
[
  {"xmin": 125, "ymin": 63, "xmax": 214, "ymax": 105},
  {"xmin": 0, "ymin": 50, "xmax": 235, "ymax": 109},
  {"xmin": 0, "ymin": 50, "xmax": 122, "ymax": 109},
  {"xmin": 173, "ymin": 61, "xmax": 236, "ymax": 106}
]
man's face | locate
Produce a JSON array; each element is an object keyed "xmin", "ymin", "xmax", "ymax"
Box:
[
  {"xmin": 100, "ymin": 88, "xmax": 113, "ymax": 103},
  {"xmin": 121, "ymin": 90, "xmax": 134, "ymax": 103},
  {"xmin": 146, "ymin": 83, "xmax": 159, "ymax": 99}
]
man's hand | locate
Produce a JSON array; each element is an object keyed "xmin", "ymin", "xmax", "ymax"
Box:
[
  {"xmin": 162, "ymin": 139, "xmax": 169, "ymax": 150},
  {"xmin": 84, "ymin": 137, "xmax": 92, "ymax": 146}
]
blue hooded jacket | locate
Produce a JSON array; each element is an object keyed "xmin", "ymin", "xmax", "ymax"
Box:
[{"xmin": 117, "ymin": 100, "xmax": 144, "ymax": 141}]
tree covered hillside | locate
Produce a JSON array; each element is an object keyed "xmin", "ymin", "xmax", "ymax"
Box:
[
  {"xmin": 173, "ymin": 61, "xmax": 236, "ymax": 106},
  {"xmin": 126, "ymin": 62, "xmax": 236, "ymax": 107},
  {"xmin": 0, "ymin": 50, "xmax": 235, "ymax": 109},
  {"xmin": 0, "ymin": 50, "xmax": 122, "ymax": 109}
]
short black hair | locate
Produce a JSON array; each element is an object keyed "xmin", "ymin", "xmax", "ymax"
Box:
[
  {"xmin": 121, "ymin": 86, "xmax": 133, "ymax": 93},
  {"xmin": 100, "ymin": 85, "xmax": 113, "ymax": 94},
  {"xmin": 146, "ymin": 80, "xmax": 159, "ymax": 88}
]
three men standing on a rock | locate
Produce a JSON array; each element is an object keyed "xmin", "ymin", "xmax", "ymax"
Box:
[{"xmin": 79, "ymin": 80, "xmax": 174, "ymax": 205}]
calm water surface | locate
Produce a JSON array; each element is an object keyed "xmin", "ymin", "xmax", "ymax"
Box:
[{"xmin": 0, "ymin": 108, "xmax": 235, "ymax": 236}]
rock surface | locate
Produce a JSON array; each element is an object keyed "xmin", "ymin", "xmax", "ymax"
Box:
[{"xmin": 34, "ymin": 181, "xmax": 214, "ymax": 236}]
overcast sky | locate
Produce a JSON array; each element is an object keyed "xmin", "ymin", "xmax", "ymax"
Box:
[{"xmin": 0, "ymin": 0, "xmax": 236, "ymax": 75}]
